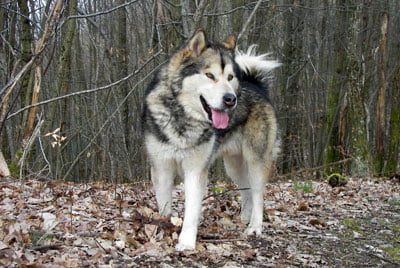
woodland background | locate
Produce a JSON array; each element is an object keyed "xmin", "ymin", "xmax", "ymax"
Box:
[{"xmin": 0, "ymin": 0, "xmax": 399, "ymax": 182}]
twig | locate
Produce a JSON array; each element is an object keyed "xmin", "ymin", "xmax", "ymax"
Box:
[
  {"xmin": 6, "ymin": 50, "xmax": 163, "ymax": 120},
  {"xmin": 36, "ymin": 113, "xmax": 52, "ymax": 177},
  {"xmin": 68, "ymin": 0, "xmax": 139, "ymax": 20},
  {"xmin": 18, "ymin": 118, "xmax": 44, "ymax": 180},
  {"xmin": 275, "ymin": 158, "xmax": 353, "ymax": 180},
  {"xmin": 94, "ymin": 238, "xmax": 109, "ymax": 253},
  {"xmin": 183, "ymin": 1, "xmax": 260, "ymax": 17},
  {"xmin": 199, "ymin": 238, "xmax": 246, "ymax": 243},
  {"xmin": 31, "ymin": 244, "xmax": 63, "ymax": 252},
  {"xmin": 203, "ymin": 187, "xmax": 250, "ymax": 201},
  {"xmin": 237, "ymin": 0, "xmax": 263, "ymax": 42}
]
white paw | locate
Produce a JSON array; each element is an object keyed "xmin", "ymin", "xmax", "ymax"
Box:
[
  {"xmin": 245, "ymin": 225, "xmax": 262, "ymax": 236},
  {"xmin": 175, "ymin": 242, "xmax": 195, "ymax": 251},
  {"xmin": 176, "ymin": 229, "xmax": 196, "ymax": 251}
]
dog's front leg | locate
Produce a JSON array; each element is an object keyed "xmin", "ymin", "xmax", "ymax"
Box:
[
  {"xmin": 176, "ymin": 168, "xmax": 208, "ymax": 251},
  {"xmin": 150, "ymin": 158, "xmax": 176, "ymax": 216}
]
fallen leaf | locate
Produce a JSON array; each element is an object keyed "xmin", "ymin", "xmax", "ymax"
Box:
[
  {"xmin": 42, "ymin": 212, "xmax": 57, "ymax": 231},
  {"xmin": 297, "ymin": 201, "xmax": 309, "ymax": 211},
  {"xmin": 171, "ymin": 216, "xmax": 182, "ymax": 227},
  {"xmin": 308, "ymin": 218, "xmax": 326, "ymax": 227}
]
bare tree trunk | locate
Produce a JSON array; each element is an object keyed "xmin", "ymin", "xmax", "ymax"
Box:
[
  {"xmin": 386, "ymin": 63, "xmax": 400, "ymax": 176},
  {"xmin": 373, "ymin": 12, "xmax": 388, "ymax": 176},
  {"xmin": 324, "ymin": 0, "xmax": 350, "ymax": 173},
  {"xmin": 281, "ymin": 0, "xmax": 304, "ymax": 173},
  {"xmin": 55, "ymin": 0, "xmax": 77, "ymax": 178},
  {"xmin": 216, "ymin": 1, "xmax": 232, "ymax": 37},
  {"xmin": 17, "ymin": 0, "xmax": 34, "ymax": 121},
  {"xmin": 348, "ymin": 0, "xmax": 373, "ymax": 176},
  {"xmin": 116, "ymin": 0, "xmax": 130, "ymax": 152},
  {"xmin": 181, "ymin": 0, "xmax": 191, "ymax": 37},
  {"xmin": 181, "ymin": 0, "xmax": 208, "ymax": 38}
]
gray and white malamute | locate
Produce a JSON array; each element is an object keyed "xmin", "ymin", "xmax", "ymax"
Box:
[{"xmin": 143, "ymin": 30, "xmax": 280, "ymax": 251}]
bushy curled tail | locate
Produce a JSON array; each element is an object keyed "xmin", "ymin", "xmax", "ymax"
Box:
[{"xmin": 235, "ymin": 45, "xmax": 280, "ymax": 88}]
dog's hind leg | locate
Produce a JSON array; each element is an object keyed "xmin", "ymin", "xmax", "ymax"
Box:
[
  {"xmin": 223, "ymin": 154, "xmax": 252, "ymax": 223},
  {"xmin": 244, "ymin": 159, "xmax": 267, "ymax": 236},
  {"xmin": 150, "ymin": 158, "xmax": 176, "ymax": 216}
]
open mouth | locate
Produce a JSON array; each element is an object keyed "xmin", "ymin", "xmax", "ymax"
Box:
[
  {"xmin": 200, "ymin": 95, "xmax": 230, "ymax": 129},
  {"xmin": 200, "ymin": 95, "xmax": 212, "ymax": 121}
]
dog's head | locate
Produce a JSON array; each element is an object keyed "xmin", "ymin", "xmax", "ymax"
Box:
[{"xmin": 168, "ymin": 30, "xmax": 240, "ymax": 130}]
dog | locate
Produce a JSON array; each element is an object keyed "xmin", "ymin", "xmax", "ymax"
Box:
[{"xmin": 142, "ymin": 29, "xmax": 280, "ymax": 251}]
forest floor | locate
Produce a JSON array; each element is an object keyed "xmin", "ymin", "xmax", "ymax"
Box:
[{"xmin": 0, "ymin": 176, "xmax": 399, "ymax": 267}]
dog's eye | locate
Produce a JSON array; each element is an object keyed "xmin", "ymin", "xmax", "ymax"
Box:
[
  {"xmin": 227, "ymin": 74, "xmax": 233, "ymax": 81},
  {"xmin": 205, "ymin": 72, "xmax": 215, "ymax": 81}
]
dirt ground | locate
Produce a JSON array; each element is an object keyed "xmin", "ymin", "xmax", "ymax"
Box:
[{"xmin": 0, "ymin": 176, "xmax": 399, "ymax": 267}]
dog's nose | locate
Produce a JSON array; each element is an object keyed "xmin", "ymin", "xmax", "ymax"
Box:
[{"xmin": 223, "ymin": 93, "xmax": 237, "ymax": 108}]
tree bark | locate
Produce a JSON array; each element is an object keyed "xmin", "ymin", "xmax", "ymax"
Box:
[
  {"xmin": 281, "ymin": 0, "xmax": 303, "ymax": 173},
  {"xmin": 181, "ymin": 0, "xmax": 208, "ymax": 38},
  {"xmin": 373, "ymin": 12, "xmax": 388, "ymax": 176},
  {"xmin": 385, "ymin": 9, "xmax": 399, "ymax": 176},
  {"xmin": 386, "ymin": 63, "xmax": 400, "ymax": 176},
  {"xmin": 55, "ymin": 0, "xmax": 77, "ymax": 178},
  {"xmin": 115, "ymin": 0, "xmax": 130, "ymax": 152},
  {"xmin": 324, "ymin": 0, "xmax": 350, "ymax": 173},
  {"xmin": 17, "ymin": 0, "xmax": 34, "ymax": 141}
]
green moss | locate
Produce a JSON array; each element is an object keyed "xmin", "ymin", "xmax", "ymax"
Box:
[
  {"xmin": 383, "ymin": 246, "xmax": 400, "ymax": 262},
  {"xmin": 293, "ymin": 181, "xmax": 313, "ymax": 193},
  {"xmin": 342, "ymin": 218, "xmax": 361, "ymax": 232},
  {"xmin": 327, "ymin": 173, "xmax": 348, "ymax": 187},
  {"xmin": 211, "ymin": 185, "xmax": 225, "ymax": 194},
  {"xmin": 8, "ymin": 162, "xmax": 19, "ymax": 177},
  {"xmin": 15, "ymin": 149, "xmax": 23, "ymax": 159},
  {"xmin": 29, "ymin": 230, "xmax": 54, "ymax": 246}
]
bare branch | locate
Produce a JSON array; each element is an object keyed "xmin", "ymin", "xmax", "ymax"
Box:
[
  {"xmin": 6, "ymin": 50, "xmax": 163, "ymax": 120},
  {"xmin": 68, "ymin": 0, "xmax": 140, "ymax": 19},
  {"xmin": 237, "ymin": 0, "xmax": 263, "ymax": 42}
]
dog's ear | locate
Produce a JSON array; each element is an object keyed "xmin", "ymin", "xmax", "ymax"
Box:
[
  {"xmin": 187, "ymin": 29, "xmax": 207, "ymax": 57},
  {"xmin": 223, "ymin": 35, "xmax": 236, "ymax": 50}
]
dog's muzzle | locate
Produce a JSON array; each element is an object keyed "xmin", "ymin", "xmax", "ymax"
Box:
[
  {"xmin": 200, "ymin": 94, "xmax": 237, "ymax": 130},
  {"xmin": 223, "ymin": 93, "xmax": 237, "ymax": 108}
]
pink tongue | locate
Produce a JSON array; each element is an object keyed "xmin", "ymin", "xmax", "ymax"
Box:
[{"xmin": 211, "ymin": 109, "xmax": 229, "ymax": 129}]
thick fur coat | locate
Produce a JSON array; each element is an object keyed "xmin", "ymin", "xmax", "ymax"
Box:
[{"xmin": 143, "ymin": 30, "xmax": 280, "ymax": 251}]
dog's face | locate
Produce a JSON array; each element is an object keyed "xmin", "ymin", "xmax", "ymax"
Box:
[{"xmin": 170, "ymin": 30, "xmax": 240, "ymax": 129}]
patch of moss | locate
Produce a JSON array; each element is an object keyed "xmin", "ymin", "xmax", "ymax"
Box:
[
  {"xmin": 327, "ymin": 173, "xmax": 348, "ymax": 187},
  {"xmin": 211, "ymin": 186, "xmax": 226, "ymax": 194},
  {"xmin": 293, "ymin": 181, "xmax": 313, "ymax": 193},
  {"xmin": 342, "ymin": 218, "xmax": 361, "ymax": 232},
  {"xmin": 8, "ymin": 149, "xmax": 24, "ymax": 177},
  {"xmin": 29, "ymin": 230, "xmax": 54, "ymax": 246},
  {"xmin": 383, "ymin": 246, "xmax": 400, "ymax": 262},
  {"xmin": 8, "ymin": 161, "xmax": 19, "ymax": 177},
  {"xmin": 388, "ymin": 198, "xmax": 400, "ymax": 207}
]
